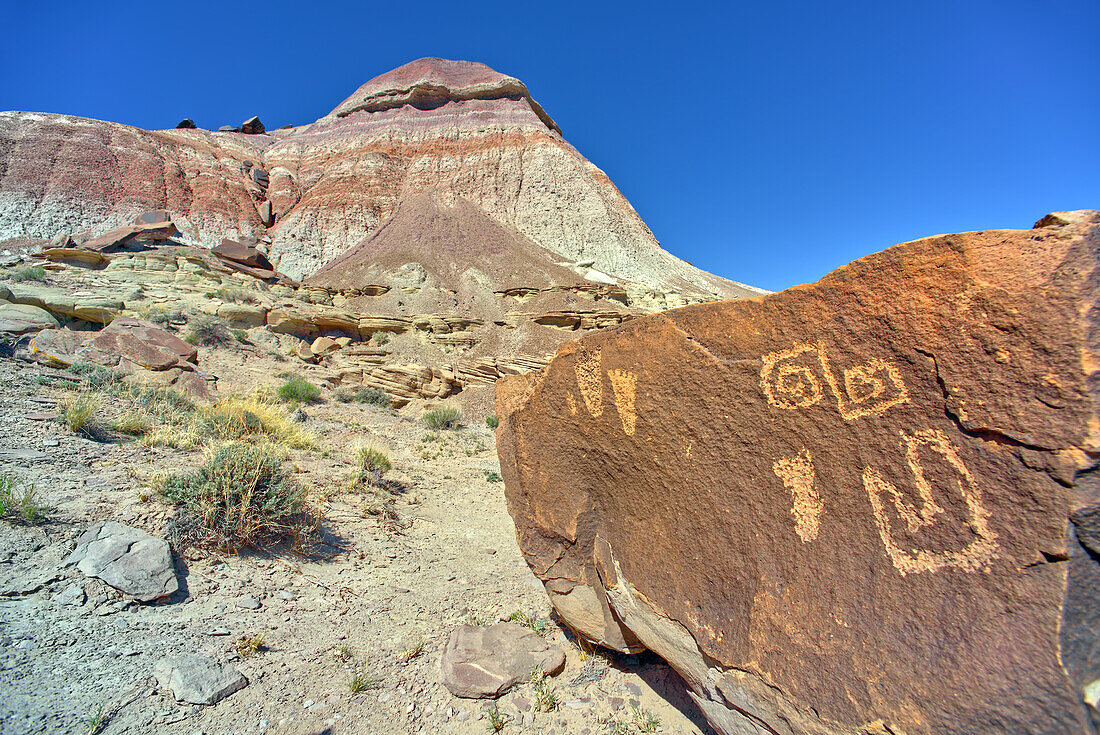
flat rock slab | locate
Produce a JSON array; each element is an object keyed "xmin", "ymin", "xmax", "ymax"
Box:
[
  {"xmin": 65, "ymin": 521, "xmax": 178, "ymax": 602},
  {"xmin": 441, "ymin": 623, "xmax": 565, "ymax": 698},
  {"xmin": 0, "ymin": 302, "xmax": 59, "ymax": 333},
  {"xmin": 154, "ymin": 654, "xmax": 247, "ymax": 705}
]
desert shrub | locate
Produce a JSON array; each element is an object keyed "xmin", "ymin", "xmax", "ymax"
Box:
[
  {"xmin": 184, "ymin": 316, "xmax": 234, "ymax": 347},
  {"xmin": 421, "ymin": 406, "xmax": 461, "ymax": 430},
  {"xmin": 335, "ymin": 386, "xmax": 390, "ymax": 407},
  {"xmin": 215, "ymin": 286, "xmax": 258, "ymax": 305},
  {"xmin": 61, "ymin": 393, "xmax": 104, "ymax": 436},
  {"xmin": 161, "ymin": 442, "xmax": 310, "ymax": 551},
  {"xmin": 486, "ymin": 415, "xmax": 499, "ymax": 429},
  {"xmin": 124, "ymin": 384, "xmax": 197, "ymax": 420},
  {"xmin": 277, "ymin": 375, "xmax": 321, "ymax": 403},
  {"xmin": 0, "ymin": 475, "xmax": 45, "ymax": 524},
  {"xmin": 9, "ymin": 265, "xmax": 46, "ymax": 283},
  {"xmin": 352, "ymin": 442, "xmax": 391, "ymax": 487},
  {"xmin": 370, "ymin": 332, "xmax": 390, "ymax": 346},
  {"xmin": 66, "ymin": 362, "xmax": 124, "ymax": 389},
  {"xmin": 139, "ymin": 304, "xmax": 186, "ymax": 325},
  {"xmin": 232, "ymin": 328, "xmax": 248, "ymax": 343}
]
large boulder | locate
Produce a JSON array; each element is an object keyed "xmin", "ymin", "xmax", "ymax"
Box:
[
  {"xmin": 496, "ymin": 212, "xmax": 1100, "ymax": 734},
  {"xmin": 0, "ymin": 302, "xmax": 59, "ymax": 333},
  {"xmin": 440, "ymin": 623, "xmax": 565, "ymax": 698}
]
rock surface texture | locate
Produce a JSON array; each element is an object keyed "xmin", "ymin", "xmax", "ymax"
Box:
[
  {"xmin": 497, "ymin": 212, "xmax": 1100, "ymax": 734},
  {"xmin": 440, "ymin": 622, "xmax": 566, "ymax": 698},
  {"xmin": 154, "ymin": 654, "xmax": 248, "ymax": 705},
  {"xmin": 65, "ymin": 521, "xmax": 178, "ymax": 602},
  {"xmin": 0, "ymin": 58, "xmax": 762, "ymax": 303}
]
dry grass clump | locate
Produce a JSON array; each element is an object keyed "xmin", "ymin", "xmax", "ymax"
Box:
[
  {"xmin": 0, "ymin": 475, "xmax": 45, "ymax": 524},
  {"xmin": 235, "ymin": 632, "xmax": 267, "ymax": 658},
  {"xmin": 215, "ymin": 286, "xmax": 259, "ymax": 305},
  {"xmin": 62, "ymin": 393, "xmax": 104, "ymax": 436},
  {"xmin": 351, "ymin": 441, "xmax": 392, "ymax": 488},
  {"xmin": 185, "ymin": 315, "xmax": 234, "ymax": 347},
  {"xmin": 161, "ymin": 441, "xmax": 317, "ymax": 552},
  {"xmin": 421, "ymin": 406, "xmax": 462, "ymax": 430},
  {"xmin": 203, "ymin": 396, "xmax": 315, "ymax": 448}
]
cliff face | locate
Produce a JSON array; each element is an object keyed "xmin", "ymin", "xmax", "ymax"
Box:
[{"xmin": 0, "ymin": 58, "xmax": 763, "ymax": 302}]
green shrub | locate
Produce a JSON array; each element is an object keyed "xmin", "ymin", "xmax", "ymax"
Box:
[
  {"xmin": 335, "ymin": 386, "xmax": 390, "ymax": 407},
  {"xmin": 277, "ymin": 375, "xmax": 321, "ymax": 403},
  {"xmin": 486, "ymin": 415, "xmax": 499, "ymax": 429},
  {"xmin": 352, "ymin": 442, "xmax": 391, "ymax": 487},
  {"xmin": 161, "ymin": 442, "xmax": 309, "ymax": 551},
  {"xmin": 67, "ymin": 362, "xmax": 124, "ymax": 389},
  {"xmin": 232, "ymin": 328, "xmax": 248, "ymax": 343},
  {"xmin": 0, "ymin": 475, "xmax": 45, "ymax": 524},
  {"xmin": 9, "ymin": 265, "xmax": 46, "ymax": 282},
  {"xmin": 184, "ymin": 316, "xmax": 234, "ymax": 347},
  {"xmin": 422, "ymin": 406, "xmax": 461, "ymax": 430},
  {"xmin": 485, "ymin": 471, "xmax": 502, "ymax": 483},
  {"xmin": 370, "ymin": 332, "xmax": 390, "ymax": 346}
]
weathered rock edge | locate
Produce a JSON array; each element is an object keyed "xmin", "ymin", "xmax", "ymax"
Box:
[{"xmin": 497, "ymin": 211, "xmax": 1100, "ymax": 735}]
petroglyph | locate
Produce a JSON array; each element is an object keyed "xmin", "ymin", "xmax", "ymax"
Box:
[
  {"xmin": 608, "ymin": 369, "xmax": 638, "ymax": 436},
  {"xmin": 772, "ymin": 450, "xmax": 822, "ymax": 542},
  {"xmin": 864, "ymin": 428, "xmax": 997, "ymax": 575},
  {"xmin": 760, "ymin": 343, "xmax": 824, "ymax": 409},
  {"xmin": 761, "ymin": 341, "xmax": 908, "ymax": 419},
  {"xmin": 575, "ymin": 347, "xmax": 603, "ymax": 417}
]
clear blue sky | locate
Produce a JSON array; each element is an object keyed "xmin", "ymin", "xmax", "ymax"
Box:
[{"xmin": 2, "ymin": 0, "xmax": 1096, "ymax": 291}]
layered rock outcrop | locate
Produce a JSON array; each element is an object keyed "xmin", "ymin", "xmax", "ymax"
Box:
[
  {"xmin": 0, "ymin": 58, "xmax": 763, "ymax": 303},
  {"xmin": 497, "ymin": 212, "xmax": 1100, "ymax": 734}
]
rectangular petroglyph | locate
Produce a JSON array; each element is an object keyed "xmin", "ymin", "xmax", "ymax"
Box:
[
  {"xmin": 760, "ymin": 341, "xmax": 909, "ymax": 419},
  {"xmin": 772, "ymin": 450, "xmax": 822, "ymax": 542}
]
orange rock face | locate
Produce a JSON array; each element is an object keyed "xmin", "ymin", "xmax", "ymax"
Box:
[{"xmin": 497, "ymin": 212, "xmax": 1100, "ymax": 734}]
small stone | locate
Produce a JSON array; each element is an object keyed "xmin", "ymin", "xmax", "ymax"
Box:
[
  {"xmin": 41, "ymin": 439, "xmax": 59, "ymax": 447},
  {"xmin": 154, "ymin": 654, "xmax": 247, "ymax": 705},
  {"xmin": 276, "ymin": 590, "xmax": 296, "ymax": 601},
  {"xmin": 209, "ymin": 628, "xmax": 231, "ymax": 637},
  {"xmin": 53, "ymin": 582, "xmax": 85, "ymax": 606},
  {"xmin": 236, "ymin": 596, "xmax": 261, "ymax": 610}
]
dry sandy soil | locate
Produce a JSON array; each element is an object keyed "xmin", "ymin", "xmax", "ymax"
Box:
[{"xmin": 0, "ymin": 345, "xmax": 714, "ymax": 735}]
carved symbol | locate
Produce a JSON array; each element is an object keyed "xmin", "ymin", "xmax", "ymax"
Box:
[
  {"xmin": 760, "ymin": 341, "xmax": 909, "ymax": 420},
  {"xmin": 574, "ymin": 347, "xmax": 603, "ymax": 418},
  {"xmin": 760, "ymin": 343, "xmax": 824, "ymax": 409},
  {"xmin": 772, "ymin": 450, "xmax": 822, "ymax": 542},
  {"xmin": 863, "ymin": 429, "xmax": 997, "ymax": 575},
  {"xmin": 608, "ymin": 369, "xmax": 638, "ymax": 436}
]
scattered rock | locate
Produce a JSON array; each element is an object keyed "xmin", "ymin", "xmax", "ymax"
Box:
[
  {"xmin": 65, "ymin": 521, "xmax": 178, "ymax": 602},
  {"xmin": 154, "ymin": 654, "xmax": 247, "ymax": 705},
  {"xmin": 53, "ymin": 583, "xmax": 85, "ymax": 607},
  {"xmin": 441, "ymin": 623, "xmax": 565, "ymax": 698},
  {"xmin": 217, "ymin": 125, "xmax": 239, "ymax": 133},
  {"xmin": 176, "ymin": 119, "xmax": 196, "ymax": 129},
  {"xmin": 240, "ymin": 117, "xmax": 265, "ymax": 135},
  {"xmin": 235, "ymin": 596, "xmax": 261, "ymax": 610}
]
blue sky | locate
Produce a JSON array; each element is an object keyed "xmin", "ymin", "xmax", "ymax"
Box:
[{"xmin": 2, "ymin": 0, "xmax": 1096, "ymax": 291}]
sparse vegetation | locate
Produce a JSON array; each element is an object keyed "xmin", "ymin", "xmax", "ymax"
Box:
[
  {"xmin": 235, "ymin": 632, "xmax": 267, "ymax": 658},
  {"xmin": 160, "ymin": 442, "xmax": 314, "ymax": 552},
  {"xmin": 485, "ymin": 470, "xmax": 503, "ymax": 483},
  {"xmin": 335, "ymin": 386, "xmax": 390, "ymax": 407},
  {"xmin": 632, "ymin": 705, "xmax": 661, "ymax": 733},
  {"xmin": 397, "ymin": 636, "xmax": 425, "ymax": 661},
  {"xmin": 529, "ymin": 665, "xmax": 560, "ymax": 712},
  {"xmin": 184, "ymin": 315, "xmax": 234, "ymax": 347},
  {"xmin": 110, "ymin": 410, "xmax": 153, "ymax": 436},
  {"xmin": 215, "ymin": 286, "xmax": 259, "ymax": 305},
  {"xmin": 421, "ymin": 406, "xmax": 461, "ymax": 430},
  {"xmin": 352, "ymin": 442, "xmax": 392, "ymax": 488},
  {"xmin": 509, "ymin": 609, "xmax": 551, "ymax": 636},
  {"xmin": 61, "ymin": 392, "xmax": 104, "ymax": 437},
  {"xmin": 66, "ymin": 362, "xmax": 124, "ymax": 389},
  {"xmin": 232, "ymin": 328, "xmax": 248, "ymax": 343},
  {"xmin": 81, "ymin": 704, "xmax": 107, "ymax": 735},
  {"xmin": 201, "ymin": 396, "xmax": 315, "ymax": 448},
  {"xmin": 370, "ymin": 332, "xmax": 390, "ymax": 346},
  {"xmin": 486, "ymin": 703, "xmax": 507, "ymax": 732},
  {"xmin": 348, "ymin": 669, "xmax": 382, "ymax": 694},
  {"xmin": 0, "ymin": 475, "xmax": 45, "ymax": 524},
  {"xmin": 333, "ymin": 645, "xmax": 354, "ymax": 662},
  {"xmin": 276, "ymin": 374, "xmax": 322, "ymax": 404},
  {"xmin": 9, "ymin": 265, "xmax": 46, "ymax": 282},
  {"xmin": 138, "ymin": 304, "xmax": 186, "ymax": 325},
  {"xmin": 486, "ymin": 415, "xmax": 499, "ymax": 429}
]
